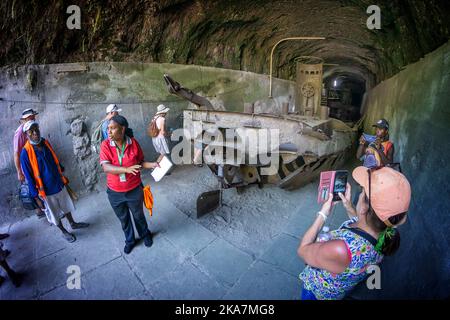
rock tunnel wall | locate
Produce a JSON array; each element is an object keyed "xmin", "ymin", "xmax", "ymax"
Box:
[
  {"xmin": 355, "ymin": 41, "xmax": 450, "ymax": 299},
  {"xmin": 0, "ymin": 62, "xmax": 294, "ymax": 224},
  {"xmin": 2, "ymin": 0, "xmax": 449, "ymax": 87}
]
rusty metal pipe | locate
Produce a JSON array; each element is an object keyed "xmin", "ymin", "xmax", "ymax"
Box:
[{"xmin": 268, "ymin": 37, "xmax": 326, "ymax": 98}]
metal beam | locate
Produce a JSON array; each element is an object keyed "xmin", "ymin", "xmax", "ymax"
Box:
[{"xmin": 268, "ymin": 37, "xmax": 326, "ymax": 98}]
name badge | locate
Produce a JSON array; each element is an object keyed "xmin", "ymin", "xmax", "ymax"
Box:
[{"xmin": 119, "ymin": 173, "xmax": 127, "ymax": 182}]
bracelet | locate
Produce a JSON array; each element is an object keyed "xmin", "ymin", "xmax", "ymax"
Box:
[{"xmin": 317, "ymin": 211, "xmax": 328, "ymax": 222}]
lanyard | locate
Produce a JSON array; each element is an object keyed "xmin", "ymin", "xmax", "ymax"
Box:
[{"xmin": 115, "ymin": 143, "xmax": 126, "ymax": 166}]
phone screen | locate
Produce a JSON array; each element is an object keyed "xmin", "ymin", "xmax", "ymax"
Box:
[{"xmin": 333, "ymin": 170, "xmax": 348, "ymax": 201}]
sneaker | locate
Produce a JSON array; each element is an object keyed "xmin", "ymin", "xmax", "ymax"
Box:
[
  {"xmin": 0, "ymin": 233, "xmax": 9, "ymax": 240},
  {"xmin": 144, "ymin": 233, "xmax": 153, "ymax": 248},
  {"xmin": 70, "ymin": 222, "xmax": 90, "ymax": 229},
  {"xmin": 124, "ymin": 243, "xmax": 135, "ymax": 254},
  {"xmin": 63, "ymin": 232, "xmax": 76, "ymax": 243}
]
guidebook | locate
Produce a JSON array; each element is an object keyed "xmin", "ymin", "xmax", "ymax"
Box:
[{"xmin": 151, "ymin": 156, "xmax": 173, "ymax": 182}]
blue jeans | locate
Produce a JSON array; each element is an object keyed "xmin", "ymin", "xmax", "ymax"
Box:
[{"xmin": 301, "ymin": 286, "xmax": 317, "ymax": 300}]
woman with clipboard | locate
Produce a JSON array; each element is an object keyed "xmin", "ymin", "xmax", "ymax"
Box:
[{"xmin": 100, "ymin": 115, "xmax": 160, "ymax": 254}]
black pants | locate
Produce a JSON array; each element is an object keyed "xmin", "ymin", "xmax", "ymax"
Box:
[{"xmin": 107, "ymin": 185, "xmax": 151, "ymax": 245}]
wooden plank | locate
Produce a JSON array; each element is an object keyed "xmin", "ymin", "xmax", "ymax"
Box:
[{"xmin": 56, "ymin": 64, "xmax": 88, "ymax": 73}]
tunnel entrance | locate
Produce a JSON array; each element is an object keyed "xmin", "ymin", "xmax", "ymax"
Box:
[{"xmin": 323, "ymin": 74, "xmax": 366, "ymax": 122}]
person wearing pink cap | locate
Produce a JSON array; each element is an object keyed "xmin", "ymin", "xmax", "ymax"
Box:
[{"xmin": 297, "ymin": 166, "xmax": 411, "ymax": 300}]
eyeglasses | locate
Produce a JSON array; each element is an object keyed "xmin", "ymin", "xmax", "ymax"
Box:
[{"xmin": 368, "ymin": 168, "xmax": 373, "ymax": 211}]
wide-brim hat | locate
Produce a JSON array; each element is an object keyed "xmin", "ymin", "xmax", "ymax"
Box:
[
  {"xmin": 106, "ymin": 104, "xmax": 122, "ymax": 114},
  {"xmin": 20, "ymin": 108, "xmax": 39, "ymax": 119},
  {"xmin": 156, "ymin": 104, "xmax": 170, "ymax": 115}
]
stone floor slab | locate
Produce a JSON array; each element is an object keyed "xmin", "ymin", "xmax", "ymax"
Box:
[
  {"xmin": 223, "ymin": 260, "xmax": 301, "ymax": 300},
  {"xmin": 82, "ymin": 257, "xmax": 146, "ymax": 299},
  {"xmin": 148, "ymin": 260, "xmax": 226, "ymax": 300},
  {"xmin": 194, "ymin": 238, "xmax": 254, "ymax": 287},
  {"xmin": 123, "ymin": 235, "xmax": 188, "ymax": 290},
  {"xmin": 163, "ymin": 212, "xmax": 218, "ymax": 256},
  {"xmin": 259, "ymin": 233, "xmax": 304, "ymax": 277},
  {"xmin": 40, "ymin": 283, "xmax": 87, "ymax": 300}
]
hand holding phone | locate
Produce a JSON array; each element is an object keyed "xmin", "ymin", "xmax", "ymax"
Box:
[
  {"xmin": 318, "ymin": 170, "xmax": 348, "ymax": 203},
  {"xmin": 359, "ymin": 135, "xmax": 366, "ymax": 145},
  {"xmin": 332, "ymin": 170, "xmax": 348, "ymax": 201}
]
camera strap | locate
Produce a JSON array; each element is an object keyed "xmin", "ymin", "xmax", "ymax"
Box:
[{"xmin": 341, "ymin": 226, "xmax": 377, "ymax": 247}]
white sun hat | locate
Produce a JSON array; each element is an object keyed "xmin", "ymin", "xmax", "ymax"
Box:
[
  {"xmin": 155, "ymin": 104, "xmax": 170, "ymax": 115},
  {"xmin": 106, "ymin": 104, "xmax": 122, "ymax": 114}
]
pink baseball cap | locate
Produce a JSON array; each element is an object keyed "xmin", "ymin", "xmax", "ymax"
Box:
[{"xmin": 352, "ymin": 166, "xmax": 411, "ymax": 223}]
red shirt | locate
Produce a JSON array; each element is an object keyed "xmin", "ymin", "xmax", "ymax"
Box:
[{"xmin": 100, "ymin": 136, "xmax": 145, "ymax": 192}]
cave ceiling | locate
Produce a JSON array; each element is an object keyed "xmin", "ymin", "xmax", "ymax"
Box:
[{"xmin": 1, "ymin": 0, "xmax": 449, "ymax": 88}]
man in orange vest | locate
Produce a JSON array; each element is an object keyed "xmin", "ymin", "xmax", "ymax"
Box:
[{"xmin": 20, "ymin": 121, "xmax": 89, "ymax": 243}]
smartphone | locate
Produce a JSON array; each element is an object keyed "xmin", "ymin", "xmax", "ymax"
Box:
[
  {"xmin": 318, "ymin": 170, "xmax": 348, "ymax": 203},
  {"xmin": 332, "ymin": 170, "xmax": 348, "ymax": 201},
  {"xmin": 362, "ymin": 133, "xmax": 376, "ymax": 144}
]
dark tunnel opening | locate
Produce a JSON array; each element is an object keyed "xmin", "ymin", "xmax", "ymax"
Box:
[{"xmin": 323, "ymin": 73, "xmax": 366, "ymax": 122}]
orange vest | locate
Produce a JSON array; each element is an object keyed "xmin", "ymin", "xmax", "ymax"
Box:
[
  {"xmin": 24, "ymin": 139, "xmax": 69, "ymax": 199},
  {"xmin": 381, "ymin": 141, "xmax": 393, "ymax": 156}
]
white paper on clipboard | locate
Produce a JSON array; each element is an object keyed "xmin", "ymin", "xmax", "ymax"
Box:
[{"xmin": 151, "ymin": 156, "xmax": 173, "ymax": 182}]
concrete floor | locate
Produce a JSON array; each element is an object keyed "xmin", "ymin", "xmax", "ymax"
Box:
[{"xmin": 0, "ymin": 165, "xmax": 352, "ymax": 300}]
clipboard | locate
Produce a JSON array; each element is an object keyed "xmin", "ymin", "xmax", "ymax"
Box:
[{"xmin": 151, "ymin": 156, "xmax": 173, "ymax": 182}]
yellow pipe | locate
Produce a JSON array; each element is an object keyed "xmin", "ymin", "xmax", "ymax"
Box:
[{"xmin": 269, "ymin": 37, "xmax": 326, "ymax": 98}]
